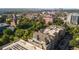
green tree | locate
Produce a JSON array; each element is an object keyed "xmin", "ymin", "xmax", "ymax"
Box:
[
  {"xmin": 17, "ymin": 18, "xmax": 32, "ymax": 29},
  {"xmin": 1, "ymin": 35, "xmax": 10, "ymax": 45},
  {"xmin": 3, "ymin": 29, "xmax": 13, "ymax": 35},
  {"xmin": 0, "ymin": 40, "xmax": 3, "ymax": 46},
  {"xmin": 6, "ymin": 18, "xmax": 12, "ymax": 24},
  {"xmin": 70, "ymin": 39, "xmax": 77, "ymax": 47},
  {"xmin": 22, "ymin": 30, "xmax": 29, "ymax": 40},
  {"xmin": 15, "ymin": 29, "xmax": 25, "ymax": 38},
  {"xmin": 9, "ymin": 35, "xmax": 14, "ymax": 41},
  {"xmin": 22, "ymin": 30, "xmax": 33, "ymax": 40},
  {"xmin": 72, "ymin": 27, "xmax": 79, "ymax": 35},
  {"xmin": 54, "ymin": 18, "xmax": 64, "ymax": 26},
  {"xmin": 70, "ymin": 33, "xmax": 79, "ymax": 48},
  {"xmin": 0, "ymin": 15, "xmax": 7, "ymax": 23}
]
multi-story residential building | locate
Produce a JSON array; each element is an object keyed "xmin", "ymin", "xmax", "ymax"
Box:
[
  {"xmin": 67, "ymin": 13, "xmax": 79, "ymax": 25},
  {"xmin": 32, "ymin": 25, "xmax": 65, "ymax": 49}
]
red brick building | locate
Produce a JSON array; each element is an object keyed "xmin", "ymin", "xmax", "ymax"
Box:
[{"xmin": 43, "ymin": 14, "xmax": 54, "ymax": 24}]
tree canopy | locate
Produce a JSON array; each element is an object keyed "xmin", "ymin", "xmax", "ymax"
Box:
[
  {"xmin": 53, "ymin": 18, "xmax": 64, "ymax": 26},
  {"xmin": 15, "ymin": 29, "xmax": 25, "ymax": 38},
  {"xmin": 3, "ymin": 29, "xmax": 13, "ymax": 35}
]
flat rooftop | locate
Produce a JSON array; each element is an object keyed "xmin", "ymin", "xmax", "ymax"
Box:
[{"xmin": 2, "ymin": 39, "xmax": 42, "ymax": 50}]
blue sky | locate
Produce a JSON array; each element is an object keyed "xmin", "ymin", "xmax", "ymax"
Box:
[{"xmin": 0, "ymin": 0, "xmax": 78, "ymax": 8}]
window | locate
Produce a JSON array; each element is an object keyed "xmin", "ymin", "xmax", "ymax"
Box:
[
  {"xmin": 45, "ymin": 38, "xmax": 49, "ymax": 45},
  {"xmin": 37, "ymin": 35, "xmax": 39, "ymax": 40}
]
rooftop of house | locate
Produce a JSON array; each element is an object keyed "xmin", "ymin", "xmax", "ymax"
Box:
[{"xmin": 0, "ymin": 23, "xmax": 9, "ymax": 27}]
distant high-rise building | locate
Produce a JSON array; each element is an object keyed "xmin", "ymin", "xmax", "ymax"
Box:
[{"xmin": 67, "ymin": 13, "xmax": 79, "ymax": 25}]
